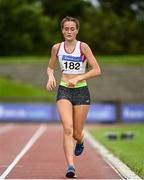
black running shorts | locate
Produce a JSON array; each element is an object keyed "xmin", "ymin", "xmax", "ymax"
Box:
[{"xmin": 56, "ymin": 85, "xmax": 90, "ymax": 105}]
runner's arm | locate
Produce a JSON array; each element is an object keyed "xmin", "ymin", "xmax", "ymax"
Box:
[
  {"xmin": 78, "ymin": 42, "xmax": 101, "ymax": 81},
  {"xmin": 46, "ymin": 44, "xmax": 60, "ymax": 90}
]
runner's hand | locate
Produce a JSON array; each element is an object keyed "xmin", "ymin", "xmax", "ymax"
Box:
[
  {"xmin": 67, "ymin": 78, "xmax": 79, "ymax": 88},
  {"xmin": 46, "ymin": 76, "xmax": 56, "ymax": 90}
]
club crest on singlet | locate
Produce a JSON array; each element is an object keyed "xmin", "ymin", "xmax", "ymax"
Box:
[{"xmin": 57, "ymin": 41, "xmax": 87, "ymax": 74}]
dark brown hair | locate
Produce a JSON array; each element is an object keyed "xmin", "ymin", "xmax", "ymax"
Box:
[{"xmin": 61, "ymin": 16, "xmax": 80, "ymax": 30}]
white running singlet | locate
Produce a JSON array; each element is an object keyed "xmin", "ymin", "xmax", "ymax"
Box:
[{"xmin": 57, "ymin": 41, "xmax": 87, "ymax": 74}]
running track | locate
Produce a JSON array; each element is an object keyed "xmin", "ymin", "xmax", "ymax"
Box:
[{"xmin": 0, "ymin": 123, "xmax": 121, "ymax": 179}]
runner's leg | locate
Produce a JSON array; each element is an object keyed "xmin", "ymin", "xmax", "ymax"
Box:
[
  {"xmin": 57, "ymin": 99, "xmax": 74, "ymax": 166},
  {"xmin": 73, "ymin": 105, "xmax": 89, "ymax": 142}
]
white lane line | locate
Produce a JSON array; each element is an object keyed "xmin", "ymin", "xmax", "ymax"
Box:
[
  {"xmin": 5, "ymin": 179, "xmax": 98, "ymax": 180},
  {"xmin": 0, "ymin": 124, "xmax": 47, "ymax": 180},
  {"xmin": 85, "ymin": 130, "xmax": 142, "ymax": 180},
  {"xmin": 0, "ymin": 124, "xmax": 14, "ymax": 134}
]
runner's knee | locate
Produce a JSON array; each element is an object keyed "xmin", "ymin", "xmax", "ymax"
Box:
[{"xmin": 64, "ymin": 126, "xmax": 73, "ymax": 136}]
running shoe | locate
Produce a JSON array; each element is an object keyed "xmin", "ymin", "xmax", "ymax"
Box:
[
  {"xmin": 74, "ymin": 141, "xmax": 84, "ymax": 156},
  {"xmin": 65, "ymin": 165, "xmax": 76, "ymax": 178}
]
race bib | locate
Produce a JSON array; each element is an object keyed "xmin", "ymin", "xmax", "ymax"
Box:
[{"xmin": 62, "ymin": 55, "xmax": 83, "ymax": 72}]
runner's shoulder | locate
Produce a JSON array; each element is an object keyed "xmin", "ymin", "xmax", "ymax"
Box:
[
  {"xmin": 52, "ymin": 43, "xmax": 61, "ymax": 51},
  {"xmin": 80, "ymin": 41, "xmax": 90, "ymax": 53}
]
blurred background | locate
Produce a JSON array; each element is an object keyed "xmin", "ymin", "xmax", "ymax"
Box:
[
  {"xmin": 0, "ymin": 0, "xmax": 144, "ymax": 123},
  {"xmin": 1, "ymin": 1, "xmax": 144, "ymax": 178}
]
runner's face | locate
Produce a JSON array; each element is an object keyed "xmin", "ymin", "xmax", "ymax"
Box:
[{"xmin": 62, "ymin": 21, "xmax": 78, "ymax": 41}]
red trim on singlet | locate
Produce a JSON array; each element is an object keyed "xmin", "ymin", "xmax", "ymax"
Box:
[
  {"xmin": 80, "ymin": 42, "xmax": 86, "ymax": 62},
  {"xmin": 56, "ymin": 43, "xmax": 61, "ymax": 57},
  {"xmin": 64, "ymin": 41, "xmax": 77, "ymax": 54},
  {"xmin": 80, "ymin": 41, "xmax": 83, "ymax": 55}
]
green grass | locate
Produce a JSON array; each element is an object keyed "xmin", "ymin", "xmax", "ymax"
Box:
[
  {"xmin": 97, "ymin": 55, "xmax": 144, "ymax": 66},
  {"xmin": 0, "ymin": 55, "xmax": 144, "ymax": 65},
  {"xmin": 0, "ymin": 77, "xmax": 55, "ymax": 102},
  {"xmin": 89, "ymin": 124, "xmax": 144, "ymax": 178},
  {"xmin": 0, "ymin": 56, "xmax": 48, "ymax": 64}
]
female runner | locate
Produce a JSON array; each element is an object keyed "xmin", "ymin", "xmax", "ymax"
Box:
[{"xmin": 46, "ymin": 16, "xmax": 101, "ymax": 178}]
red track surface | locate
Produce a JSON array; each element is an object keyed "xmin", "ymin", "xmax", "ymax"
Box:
[{"xmin": 0, "ymin": 123, "xmax": 121, "ymax": 179}]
